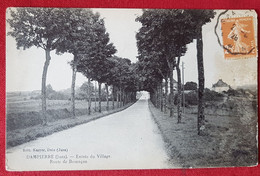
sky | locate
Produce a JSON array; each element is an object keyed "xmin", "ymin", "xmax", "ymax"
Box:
[{"xmin": 6, "ymin": 9, "xmax": 257, "ymax": 92}]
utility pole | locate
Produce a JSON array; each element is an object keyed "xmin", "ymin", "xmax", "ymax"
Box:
[{"xmin": 182, "ymin": 62, "xmax": 185, "ymax": 115}]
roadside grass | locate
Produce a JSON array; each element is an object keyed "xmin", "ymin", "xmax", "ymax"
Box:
[{"xmin": 148, "ymin": 98, "xmax": 257, "ymax": 168}]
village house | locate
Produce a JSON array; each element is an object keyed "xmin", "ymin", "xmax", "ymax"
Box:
[{"xmin": 212, "ymin": 79, "xmax": 230, "ymax": 92}]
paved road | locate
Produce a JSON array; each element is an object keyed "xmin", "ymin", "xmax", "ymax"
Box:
[{"xmin": 6, "ymin": 92, "xmax": 170, "ymax": 171}]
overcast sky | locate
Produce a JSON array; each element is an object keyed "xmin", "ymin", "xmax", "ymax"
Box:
[{"xmin": 6, "ymin": 9, "xmax": 257, "ymax": 92}]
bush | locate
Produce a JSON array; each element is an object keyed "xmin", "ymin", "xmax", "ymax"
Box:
[
  {"xmin": 185, "ymin": 91, "xmax": 198, "ymax": 105},
  {"xmin": 204, "ymin": 88, "xmax": 224, "ymax": 102},
  {"xmin": 181, "ymin": 89, "xmax": 224, "ymax": 106},
  {"xmin": 48, "ymin": 92, "xmax": 70, "ymax": 100},
  {"xmin": 184, "ymin": 81, "xmax": 197, "ymax": 90},
  {"xmin": 224, "ymin": 89, "xmax": 241, "ymax": 96}
]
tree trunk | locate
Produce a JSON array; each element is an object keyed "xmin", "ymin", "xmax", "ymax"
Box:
[
  {"xmin": 71, "ymin": 54, "xmax": 78, "ymax": 118},
  {"xmin": 94, "ymin": 81, "xmax": 97, "ymax": 112},
  {"xmin": 98, "ymin": 82, "xmax": 102, "ymax": 113},
  {"xmin": 117, "ymin": 87, "xmax": 120, "ymax": 108},
  {"xmin": 122, "ymin": 90, "xmax": 125, "ymax": 106},
  {"xmin": 128, "ymin": 92, "xmax": 130, "ymax": 103},
  {"xmin": 168, "ymin": 58, "xmax": 174, "ymax": 118},
  {"xmin": 160, "ymin": 82, "xmax": 163, "ymax": 112},
  {"xmin": 41, "ymin": 48, "xmax": 51, "ymax": 125},
  {"xmin": 157, "ymin": 84, "xmax": 159, "ymax": 108},
  {"xmin": 164, "ymin": 76, "xmax": 168, "ymax": 113},
  {"xmin": 153, "ymin": 88, "xmax": 157, "ymax": 106},
  {"xmin": 119, "ymin": 87, "xmax": 122, "ymax": 107},
  {"xmin": 88, "ymin": 77, "xmax": 92, "ymax": 115},
  {"xmin": 112, "ymin": 85, "xmax": 115, "ymax": 110},
  {"xmin": 125, "ymin": 92, "xmax": 127, "ymax": 104},
  {"xmin": 153, "ymin": 89, "xmax": 156, "ymax": 107},
  {"xmin": 105, "ymin": 84, "xmax": 109, "ymax": 111},
  {"xmin": 176, "ymin": 56, "xmax": 182, "ymax": 123},
  {"xmin": 124, "ymin": 90, "xmax": 126, "ymax": 106},
  {"xmin": 197, "ymin": 27, "xmax": 205, "ymax": 135},
  {"xmin": 158, "ymin": 84, "xmax": 161, "ymax": 109},
  {"xmin": 125, "ymin": 91, "xmax": 128, "ymax": 104},
  {"xmin": 150, "ymin": 92, "xmax": 154, "ymax": 105}
]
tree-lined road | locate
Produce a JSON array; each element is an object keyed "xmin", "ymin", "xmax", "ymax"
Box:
[{"xmin": 6, "ymin": 93, "xmax": 171, "ymax": 171}]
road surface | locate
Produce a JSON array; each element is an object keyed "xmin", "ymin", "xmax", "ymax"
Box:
[{"xmin": 6, "ymin": 92, "xmax": 170, "ymax": 171}]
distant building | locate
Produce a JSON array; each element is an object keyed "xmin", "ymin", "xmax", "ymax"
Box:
[{"xmin": 212, "ymin": 79, "xmax": 230, "ymax": 92}]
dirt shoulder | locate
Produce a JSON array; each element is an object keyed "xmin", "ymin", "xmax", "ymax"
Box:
[
  {"xmin": 148, "ymin": 100, "xmax": 258, "ymax": 168},
  {"xmin": 6, "ymin": 102, "xmax": 136, "ymax": 149}
]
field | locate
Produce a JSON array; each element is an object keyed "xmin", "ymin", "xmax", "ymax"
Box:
[
  {"xmin": 7, "ymin": 99, "xmax": 112, "ymax": 113},
  {"xmin": 7, "ymin": 91, "xmax": 115, "ymax": 114},
  {"xmin": 7, "ymin": 93, "xmax": 118, "ymax": 130},
  {"xmin": 149, "ymin": 94, "xmax": 258, "ymax": 167},
  {"xmin": 6, "ymin": 92, "xmax": 135, "ymax": 148}
]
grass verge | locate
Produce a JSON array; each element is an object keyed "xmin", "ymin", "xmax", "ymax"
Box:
[{"xmin": 148, "ymin": 100, "xmax": 258, "ymax": 168}]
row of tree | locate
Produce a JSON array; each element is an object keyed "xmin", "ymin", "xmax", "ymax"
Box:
[
  {"xmin": 8, "ymin": 8, "xmax": 138, "ymax": 125},
  {"xmin": 135, "ymin": 9, "xmax": 215, "ymax": 135},
  {"xmin": 8, "ymin": 8, "xmax": 216, "ymax": 134}
]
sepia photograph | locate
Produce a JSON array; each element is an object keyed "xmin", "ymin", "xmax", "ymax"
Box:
[{"xmin": 5, "ymin": 8, "xmax": 258, "ymax": 170}]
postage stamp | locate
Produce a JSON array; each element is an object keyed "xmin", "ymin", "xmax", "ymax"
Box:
[{"xmin": 221, "ymin": 16, "xmax": 257, "ymax": 59}]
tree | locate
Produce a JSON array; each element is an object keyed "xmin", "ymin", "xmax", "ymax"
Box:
[
  {"xmin": 46, "ymin": 84, "xmax": 55, "ymax": 99},
  {"xmin": 136, "ymin": 9, "xmax": 194, "ymax": 118},
  {"xmin": 136, "ymin": 10, "xmax": 169, "ymax": 112},
  {"xmin": 135, "ymin": 54, "xmax": 166, "ymax": 108},
  {"xmin": 188, "ymin": 10, "xmax": 215, "ymax": 135},
  {"xmin": 121, "ymin": 62, "xmax": 138, "ymax": 105},
  {"xmin": 79, "ymin": 82, "xmax": 94, "ymax": 98},
  {"xmin": 108, "ymin": 56, "xmax": 133, "ymax": 108},
  {"xmin": 79, "ymin": 81, "xmax": 94, "ymax": 114},
  {"xmin": 154, "ymin": 10, "xmax": 194, "ymax": 122},
  {"xmin": 184, "ymin": 81, "xmax": 197, "ymax": 90},
  {"xmin": 76, "ymin": 16, "xmax": 116, "ymax": 113},
  {"xmin": 55, "ymin": 9, "xmax": 97, "ymax": 117},
  {"xmin": 7, "ymin": 8, "xmax": 71, "ymax": 125},
  {"xmin": 107, "ymin": 57, "xmax": 121, "ymax": 109},
  {"xmin": 136, "ymin": 9, "xmax": 215, "ymax": 134}
]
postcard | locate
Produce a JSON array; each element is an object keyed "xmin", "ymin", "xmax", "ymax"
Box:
[{"xmin": 5, "ymin": 8, "xmax": 258, "ymax": 171}]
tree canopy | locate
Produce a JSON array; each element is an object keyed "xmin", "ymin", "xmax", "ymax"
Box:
[
  {"xmin": 8, "ymin": 8, "xmax": 74, "ymax": 124},
  {"xmin": 136, "ymin": 9, "xmax": 215, "ymax": 133}
]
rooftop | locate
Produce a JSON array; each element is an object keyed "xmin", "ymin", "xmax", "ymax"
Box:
[{"xmin": 212, "ymin": 79, "xmax": 229, "ymax": 88}]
